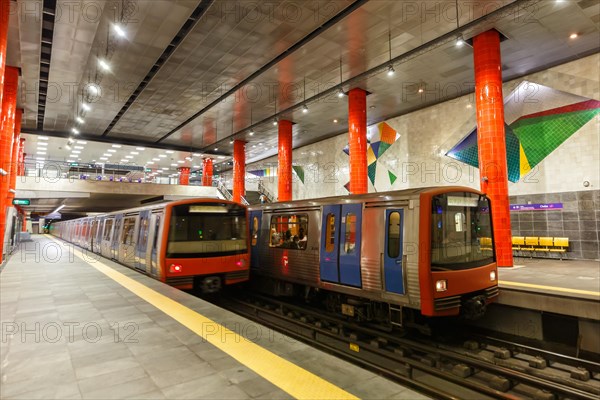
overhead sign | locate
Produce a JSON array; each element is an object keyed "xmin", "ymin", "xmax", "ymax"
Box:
[
  {"xmin": 12, "ymin": 199, "xmax": 30, "ymax": 206},
  {"xmin": 510, "ymin": 203, "xmax": 563, "ymax": 211},
  {"xmin": 45, "ymin": 212, "xmax": 62, "ymax": 220}
]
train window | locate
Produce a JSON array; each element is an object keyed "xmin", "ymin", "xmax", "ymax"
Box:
[
  {"xmin": 122, "ymin": 218, "xmax": 136, "ymax": 245},
  {"xmin": 138, "ymin": 217, "xmax": 149, "ymax": 248},
  {"xmin": 387, "ymin": 212, "xmax": 401, "ymax": 258},
  {"xmin": 269, "ymin": 214, "xmax": 308, "ymax": 250},
  {"xmin": 251, "ymin": 217, "xmax": 259, "ymax": 246},
  {"xmin": 153, "ymin": 215, "xmax": 161, "ymax": 251},
  {"xmin": 167, "ymin": 203, "xmax": 247, "ymax": 257},
  {"xmin": 343, "ymin": 213, "xmax": 357, "ymax": 254},
  {"xmin": 103, "ymin": 219, "xmax": 114, "ymax": 241},
  {"xmin": 431, "ymin": 192, "xmax": 494, "ymax": 270},
  {"xmin": 325, "ymin": 213, "xmax": 335, "ymax": 252}
]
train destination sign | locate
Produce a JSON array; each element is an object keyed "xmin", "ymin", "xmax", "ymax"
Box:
[{"xmin": 12, "ymin": 199, "xmax": 30, "ymax": 206}]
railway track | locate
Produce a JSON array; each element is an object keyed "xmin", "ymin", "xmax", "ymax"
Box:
[{"xmin": 216, "ymin": 292, "xmax": 600, "ymax": 400}]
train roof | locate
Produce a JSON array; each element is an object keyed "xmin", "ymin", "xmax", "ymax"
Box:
[
  {"xmin": 251, "ymin": 186, "xmax": 484, "ymax": 211},
  {"xmin": 55, "ymin": 197, "xmax": 246, "ymax": 223}
]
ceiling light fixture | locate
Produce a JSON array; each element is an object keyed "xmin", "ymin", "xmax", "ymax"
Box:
[
  {"xmin": 113, "ymin": 24, "xmax": 126, "ymax": 38},
  {"xmin": 100, "ymin": 157, "xmax": 108, "ymax": 161},
  {"xmin": 136, "ymin": 147, "xmax": 145, "ymax": 151},
  {"xmin": 125, "ymin": 155, "xmax": 133, "ymax": 159},
  {"xmin": 159, "ymin": 154, "xmax": 166, "ymax": 158},
  {"xmin": 302, "ymin": 78, "xmax": 309, "ymax": 113},
  {"xmin": 76, "ymin": 140, "xmax": 87, "ymax": 144},
  {"xmin": 107, "ymin": 149, "xmax": 116, "ymax": 153},
  {"xmin": 37, "ymin": 142, "xmax": 48, "ymax": 146},
  {"xmin": 214, "ymin": 147, "xmax": 218, "ymax": 151},
  {"xmin": 81, "ymin": 103, "xmax": 91, "ymax": 112},
  {"xmin": 98, "ymin": 59, "xmax": 110, "ymax": 71},
  {"xmin": 38, "ymin": 136, "xmax": 49, "ymax": 140},
  {"xmin": 112, "ymin": 144, "xmax": 122, "ymax": 148},
  {"xmin": 337, "ymin": 58, "xmax": 345, "ymax": 97},
  {"xmin": 333, "ymin": 119, "xmax": 338, "ymax": 123},
  {"xmin": 76, "ymin": 117, "xmax": 84, "ymax": 124},
  {"xmin": 455, "ymin": 0, "xmax": 464, "ymax": 47},
  {"xmin": 272, "ymin": 118, "xmax": 278, "ymax": 126},
  {"xmin": 569, "ymin": 33, "xmax": 578, "ymax": 39},
  {"xmin": 130, "ymin": 151, "xmax": 139, "ymax": 155},
  {"xmin": 71, "ymin": 128, "xmax": 79, "ymax": 134},
  {"xmin": 387, "ymin": 31, "xmax": 395, "ymax": 76}
]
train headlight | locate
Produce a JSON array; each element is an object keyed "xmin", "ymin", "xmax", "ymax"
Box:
[
  {"xmin": 169, "ymin": 264, "xmax": 183, "ymax": 273},
  {"xmin": 435, "ymin": 279, "xmax": 447, "ymax": 292},
  {"xmin": 490, "ymin": 270, "xmax": 497, "ymax": 281}
]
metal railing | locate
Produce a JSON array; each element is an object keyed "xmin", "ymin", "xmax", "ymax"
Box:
[{"xmin": 258, "ymin": 180, "xmax": 276, "ymax": 203}]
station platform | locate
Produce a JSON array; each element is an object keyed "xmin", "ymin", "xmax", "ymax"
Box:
[
  {"xmin": 497, "ymin": 258, "xmax": 600, "ymax": 321},
  {"xmin": 0, "ymin": 235, "xmax": 427, "ymax": 400}
]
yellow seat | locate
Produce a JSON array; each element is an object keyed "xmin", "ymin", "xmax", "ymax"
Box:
[
  {"xmin": 538, "ymin": 237, "xmax": 553, "ymax": 251},
  {"xmin": 512, "ymin": 236, "xmax": 525, "ymax": 251},
  {"xmin": 550, "ymin": 237, "xmax": 569, "ymax": 253},
  {"xmin": 480, "ymin": 237, "xmax": 492, "ymax": 251},
  {"xmin": 521, "ymin": 236, "xmax": 538, "ymax": 252}
]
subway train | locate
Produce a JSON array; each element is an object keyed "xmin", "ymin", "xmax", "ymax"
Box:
[
  {"xmin": 52, "ymin": 199, "xmax": 249, "ymax": 292},
  {"xmin": 248, "ymin": 186, "xmax": 498, "ymax": 326}
]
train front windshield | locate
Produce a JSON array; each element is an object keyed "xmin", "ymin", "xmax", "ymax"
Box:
[
  {"xmin": 430, "ymin": 192, "xmax": 494, "ymax": 270},
  {"xmin": 167, "ymin": 203, "xmax": 247, "ymax": 258}
]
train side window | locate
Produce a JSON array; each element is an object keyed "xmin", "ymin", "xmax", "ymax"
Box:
[
  {"xmin": 153, "ymin": 215, "xmax": 161, "ymax": 251},
  {"xmin": 122, "ymin": 218, "xmax": 136, "ymax": 245},
  {"xmin": 251, "ymin": 216, "xmax": 259, "ymax": 246},
  {"xmin": 103, "ymin": 219, "xmax": 114, "ymax": 241},
  {"xmin": 269, "ymin": 214, "xmax": 308, "ymax": 250},
  {"xmin": 138, "ymin": 217, "xmax": 149, "ymax": 248},
  {"xmin": 325, "ymin": 213, "xmax": 335, "ymax": 252},
  {"xmin": 343, "ymin": 213, "xmax": 356, "ymax": 254},
  {"xmin": 454, "ymin": 212, "xmax": 466, "ymax": 232},
  {"xmin": 387, "ymin": 212, "xmax": 401, "ymax": 258}
]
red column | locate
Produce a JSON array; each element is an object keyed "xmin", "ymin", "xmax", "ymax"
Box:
[
  {"xmin": 179, "ymin": 167, "xmax": 190, "ymax": 185},
  {"xmin": 0, "ymin": 0, "xmax": 10, "ymax": 106},
  {"xmin": 202, "ymin": 158, "xmax": 213, "ymax": 186},
  {"xmin": 21, "ymin": 212, "xmax": 26, "ymax": 232},
  {"xmin": 232, "ymin": 140, "xmax": 245, "ymax": 203},
  {"xmin": 17, "ymin": 138, "xmax": 25, "ymax": 175},
  {"xmin": 0, "ymin": 66, "xmax": 18, "ymax": 264},
  {"xmin": 473, "ymin": 30, "xmax": 513, "ymax": 268},
  {"xmin": 348, "ymin": 88, "xmax": 368, "ymax": 194},
  {"xmin": 277, "ymin": 119, "xmax": 292, "ymax": 202},
  {"xmin": 8, "ymin": 109, "xmax": 21, "ymax": 204}
]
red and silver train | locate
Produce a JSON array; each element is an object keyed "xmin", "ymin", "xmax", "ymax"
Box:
[
  {"xmin": 249, "ymin": 186, "xmax": 498, "ymax": 324},
  {"xmin": 52, "ymin": 199, "xmax": 249, "ymax": 291}
]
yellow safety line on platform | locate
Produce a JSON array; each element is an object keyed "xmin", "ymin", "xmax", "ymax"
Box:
[
  {"xmin": 499, "ymin": 280, "xmax": 600, "ymax": 298},
  {"xmin": 45, "ymin": 236, "xmax": 357, "ymax": 400}
]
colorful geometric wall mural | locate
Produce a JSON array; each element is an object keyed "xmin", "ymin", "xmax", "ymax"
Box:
[
  {"xmin": 447, "ymin": 81, "xmax": 600, "ymax": 182},
  {"xmin": 248, "ymin": 166, "xmax": 305, "ymax": 184},
  {"xmin": 342, "ymin": 121, "xmax": 401, "ymax": 191}
]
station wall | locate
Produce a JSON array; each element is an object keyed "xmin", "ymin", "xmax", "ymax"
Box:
[{"xmin": 230, "ymin": 53, "xmax": 600, "ymax": 259}]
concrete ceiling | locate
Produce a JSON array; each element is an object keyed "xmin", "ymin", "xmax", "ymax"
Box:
[{"xmin": 6, "ymin": 0, "xmax": 600, "ymax": 173}]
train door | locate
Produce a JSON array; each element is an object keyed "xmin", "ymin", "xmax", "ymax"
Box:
[
  {"xmin": 135, "ymin": 211, "xmax": 150, "ymax": 271},
  {"xmin": 319, "ymin": 205, "xmax": 341, "ymax": 283},
  {"xmin": 94, "ymin": 218, "xmax": 104, "ymax": 254},
  {"xmin": 111, "ymin": 214, "xmax": 123, "ymax": 259},
  {"xmin": 149, "ymin": 213, "xmax": 162, "ymax": 277},
  {"xmin": 319, "ymin": 204, "xmax": 363, "ymax": 287},
  {"xmin": 383, "ymin": 209, "xmax": 405, "ymax": 294},
  {"xmin": 101, "ymin": 218, "xmax": 114, "ymax": 258},
  {"xmin": 119, "ymin": 216, "xmax": 138, "ymax": 267},
  {"xmin": 249, "ymin": 210, "xmax": 262, "ymax": 268},
  {"xmin": 90, "ymin": 219, "xmax": 99, "ymax": 252}
]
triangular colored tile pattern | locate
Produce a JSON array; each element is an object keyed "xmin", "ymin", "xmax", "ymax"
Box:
[
  {"xmin": 446, "ymin": 84, "xmax": 600, "ymax": 183},
  {"xmin": 343, "ymin": 122, "xmax": 400, "ymax": 191},
  {"xmin": 292, "ymin": 166, "xmax": 305, "ymax": 184},
  {"xmin": 388, "ymin": 171, "xmax": 397, "ymax": 185}
]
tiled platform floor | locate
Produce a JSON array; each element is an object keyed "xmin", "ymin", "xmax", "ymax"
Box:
[{"xmin": 0, "ymin": 236, "xmax": 428, "ymax": 400}]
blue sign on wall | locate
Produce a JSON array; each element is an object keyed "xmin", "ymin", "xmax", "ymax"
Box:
[{"xmin": 510, "ymin": 203, "xmax": 563, "ymax": 211}]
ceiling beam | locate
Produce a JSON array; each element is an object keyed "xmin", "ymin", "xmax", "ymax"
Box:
[
  {"xmin": 36, "ymin": 0, "xmax": 57, "ymax": 130},
  {"xmin": 154, "ymin": 0, "xmax": 371, "ymax": 145},
  {"xmin": 101, "ymin": 0, "xmax": 215, "ymax": 137}
]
